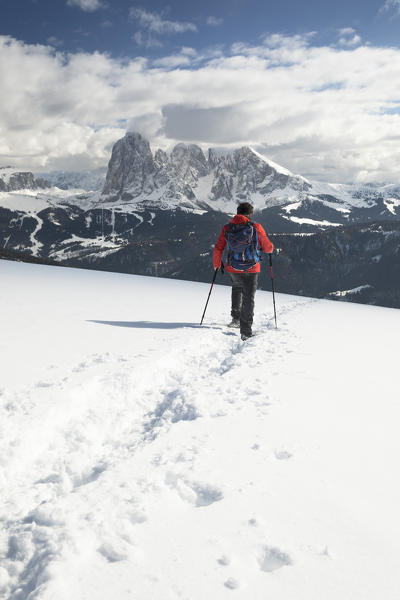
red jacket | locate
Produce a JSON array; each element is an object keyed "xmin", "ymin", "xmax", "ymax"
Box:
[{"xmin": 213, "ymin": 214, "xmax": 274, "ymax": 273}]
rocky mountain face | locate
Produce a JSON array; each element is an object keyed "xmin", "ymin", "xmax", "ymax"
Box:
[
  {"xmin": 103, "ymin": 133, "xmax": 155, "ymax": 197},
  {"xmin": 98, "ymin": 133, "xmax": 400, "ymax": 230},
  {"xmin": 1, "ymin": 132, "xmax": 400, "ymax": 309},
  {"xmin": 100, "ymin": 132, "xmax": 311, "ymax": 213},
  {"xmin": 0, "ymin": 167, "xmax": 49, "ymax": 192}
]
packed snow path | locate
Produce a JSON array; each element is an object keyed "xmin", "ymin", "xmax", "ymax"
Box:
[{"xmin": 0, "ymin": 261, "xmax": 399, "ymax": 599}]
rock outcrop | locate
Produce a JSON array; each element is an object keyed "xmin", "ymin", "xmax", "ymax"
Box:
[
  {"xmin": 102, "ymin": 132, "xmax": 155, "ymax": 197},
  {"xmin": 0, "ymin": 168, "xmax": 49, "ymax": 191}
]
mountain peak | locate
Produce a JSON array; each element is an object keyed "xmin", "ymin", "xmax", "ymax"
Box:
[
  {"xmin": 0, "ymin": 167, "xmax": 50, "ymax": 191},
  {"xmin": 171, "ymin": 142, "xmax": 206, "ymax": 162},
  {"xmin": 125, "ymin": 131, "xmax": 145, "ymax": 141},
  {"xmin": 246, "ymin": 146, "xmax": 294, "ymax": 177},
  {"xmin": 102, "ymin": 132, "xmax": 155, "ymax": 196},
  {"xmin": 101, "ymin": 132, "xmax": 311, "ymax": 210}
]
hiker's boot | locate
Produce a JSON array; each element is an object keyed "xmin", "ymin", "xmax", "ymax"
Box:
[
  {"xmin": 228, "ymin": 318, "xmax": 240, "ymax": 328},
  {"xmin": 241, "ymin": 332, "xmax": 253, "ymax": 341}
]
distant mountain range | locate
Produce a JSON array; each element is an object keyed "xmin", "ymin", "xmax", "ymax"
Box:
[
  {"xmin": 1, "ymin": 133, "xmax": 399, "ymax": 309},
  {"xmin": 98, "ymin": 132, "xmax": 400, "ymax": 228},
  {"xmin": 0, "ymin": 167, "xmax": 49, "ymax": 192},
  {"xmin": 38, "ymin": 168, "xmax": 107, "ymax": 192}
]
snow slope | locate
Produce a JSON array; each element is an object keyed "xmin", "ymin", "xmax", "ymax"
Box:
[
  {"xmin": 1, "ymin": 261, "xmax": 399, "ymax": 599},
  {"xmin": 0, "ymin": 187, "xmax": 92, "ymax": 213}
]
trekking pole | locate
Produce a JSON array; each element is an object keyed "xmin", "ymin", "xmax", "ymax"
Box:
[
  {"xmin": 200, "ymin": 263, "xmax": 223, "ymax": 326},
  {"xmin": 269, "ymin": 254, "xmax": 278, "ymax": 329}
]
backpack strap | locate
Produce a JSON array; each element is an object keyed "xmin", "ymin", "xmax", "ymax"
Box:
[
  {"xmin": 247, "ymin": 222, "xmax": 260, "ymax": 271},
  {"xmin": 224, "ymin": 223, "xmax": 233, "ymax": 265}
]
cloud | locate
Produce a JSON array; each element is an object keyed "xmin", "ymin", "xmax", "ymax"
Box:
[
  {"xmin": 162, "ymin": 105, "xmax": 252, "ymax": 143},
  {"xmin": 67, "ymin": 0, "xmax": 104, "ymax": 12},
  {"xmin": 152, "ymin": 46, "xmax": 221, "ymax": 68},
  {"xmin": 133, "ymin": 30, "xmax": 163, "ymax": 49},
  {"xmin": 129, "ymin": 7, "xmax": 197, "ymax": 35},
  {"xmin": 206, "ymin": 16, "xmax": 223, "ymax": 27},
  {"xmin": 153, "ymin": 54, "xmax": 192, "ymax": 68},
  {"xmin": 379, "ymin": 0, "xmax": 400, "ymax": 16},
  {"xmin": 127, "ymin": 112, "xmax": 165, "ymax": 140},
  {"xmin": 2, "ymin": 33, "xmax": 400, "ymax": 183},
  {"xmin": 337, "ymin": 27, "xmax": 361, "ymax": 47},
  {"xmin": 47, "ymin": 36, "xmax": 64, "ymax": 48},
  {"xmin": 130, "ymin": 7, "xmax": 197, "ymax": 48}
]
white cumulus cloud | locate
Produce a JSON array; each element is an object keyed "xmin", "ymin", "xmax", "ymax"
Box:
[
  {"xmin": 67, "ymin": 0, "xmax": 104, "ymax": 12},
  {"xmin": 337, "ymin": 27, "xmax": 361, "ymax": 47},
  {"xmin": 2, "ymin": 33, "xmax": 400, "ymax": 184},
  {"xmin": 207, "ymin": 16, "xmax": 223, "ymax": 27},
  {"xmin": 130, "ymin": 7, "xmax": 197, "ymax": 48},
  {"xmin": 47, "ymin": 36, "xmax": 64, "ymax": 48},
  {"xmin": 379, "ymin": 0, "xmax": 400, "ymax": 16},
  {"xmin": 129, "ymin": 7, "xmax": 197, "ymax": 35}
]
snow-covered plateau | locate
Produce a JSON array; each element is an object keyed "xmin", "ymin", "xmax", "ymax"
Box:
[{"xmin": 1, "ymin": 260, "xmax": 399, "ymax": 599}]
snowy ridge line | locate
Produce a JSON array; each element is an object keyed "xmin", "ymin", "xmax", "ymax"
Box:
[{"xmin": 0, "ymin": 297, "xmax": 313, "ymax": 599}]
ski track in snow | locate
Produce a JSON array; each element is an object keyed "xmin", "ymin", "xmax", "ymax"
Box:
[{"xmin": 0, "ymin": 296, "xmax": 314, "ymax": 599}]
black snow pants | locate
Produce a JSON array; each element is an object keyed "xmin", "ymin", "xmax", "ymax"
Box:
[{"xmin": 229, "ymin": 272, "xmax": 259, "ymax": 337}]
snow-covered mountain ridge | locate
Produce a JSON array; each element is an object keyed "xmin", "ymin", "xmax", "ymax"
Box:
[
  {"xmin": 2, "ymin": 132, "xmax": 400, "ymax": 224},
  {"xmin": 100, "ymin": 132, "xmax": 312, "ymax": 214},
  {"xmin": 98, "ymin": 132, "xmax": 400, "ymax": 221},
  {"xmin": 0, "ymin": 166, "xmax": 49, "ymax": 192}
]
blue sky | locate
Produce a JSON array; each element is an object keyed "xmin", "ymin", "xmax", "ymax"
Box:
[
  {"xmin": 1, "ymin": 0, "xmax": 398, "ymax": 57},
  {"xmin": 1, "ymin": 0, "xmax": 400, "ymax": 182}
]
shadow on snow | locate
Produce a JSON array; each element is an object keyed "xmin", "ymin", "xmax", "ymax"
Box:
[{"xmin": 87, "ymin": 320, "xmax": 209, "ymax": 329}]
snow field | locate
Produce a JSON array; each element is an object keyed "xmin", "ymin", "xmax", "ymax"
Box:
[{"xmin": 1, "ymin": 261, "xmax": 400, "ymax": 599}]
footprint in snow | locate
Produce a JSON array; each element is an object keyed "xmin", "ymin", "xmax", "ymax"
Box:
[
  {"xmin": 274, "ymin": 450, "xmax": 293, "ymax": 460},
  {"xmin": 128, "ymin": 509, "xmax": 147, "ymax": 524},
  {"xmin": 35, "ymin": 381, "xmax": 53, "ymax": 388},
  {"xmin": 98, "ymin": 542, "xmax": 128, "ymax": 563},
  {"xmin": 165, "ymin": 473, "xmax": 223, "ymax": 507},
  {"xmin": 35, "ymin": 473, "xmax": 62, "ymax": 485},
  {"xmin": 320, "ymin": 545, "xmax": 330, "ymax": 557},
  {"xmin": 72, "ymin": 463, "xmax": 108, "ymax": 489},
  {"xmin": 145, "ymin": 390, "xmax": 199, "ymax": 434},
  {"xmin": 191, "ymin": 482, "xmax": 223, "ymax": 507},
  {"xmin": 258, "ymin": 546, "xmax": 292, "ymax": 572},
  {"xmin": 224, "ymin": 577, "xmax": 240, "ymax": 590}
]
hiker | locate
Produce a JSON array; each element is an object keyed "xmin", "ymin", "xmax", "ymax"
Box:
[{"xmin": 213, "ymin": 202, "xmax": 274, "ymax": 340}]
